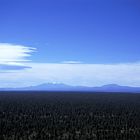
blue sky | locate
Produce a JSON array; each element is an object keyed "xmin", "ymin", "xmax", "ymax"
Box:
[{"xmin": 0, "ymin": 0, "xmax": 140, "ymax": 87}]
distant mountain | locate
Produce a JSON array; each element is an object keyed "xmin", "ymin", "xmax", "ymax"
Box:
[
  {"xmin": 21, "ymin": 83, "xmax": 74, "ymax": 91},
  {"xmin": 93, "ymin": 84, "xmax": 140, "ymax": 93},
  {"xmin": 0, "ymin": 83, "xmax": 140, "ymax": 93}
]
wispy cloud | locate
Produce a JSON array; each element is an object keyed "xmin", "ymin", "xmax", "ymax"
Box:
[
  {"xmin": 0, "ymin": 64, "xmax": 31, "ymax": 71},
  {"xmin": 61, "ymin": 61, "xmax": 83, "ymax": 64},
  {"xmin": 0, "ymin": 43, "xmax": 36, "ymax": 71}
]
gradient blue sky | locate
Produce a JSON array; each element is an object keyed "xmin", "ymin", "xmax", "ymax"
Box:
[
  {"xmin": 0, "ymin": 0, "xmax": 140, "ymax": 87},
  {"xmin": 0, "ymin": 0, "xmax": 140, "ymax": 63}
]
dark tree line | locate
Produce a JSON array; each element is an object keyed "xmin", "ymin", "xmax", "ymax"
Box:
[{"xmin": 0, "ymin": 92, "xmax": 140, "ymax": 140}]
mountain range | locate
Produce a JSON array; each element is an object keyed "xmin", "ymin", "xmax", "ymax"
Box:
[{"xmin": 0, "ymin": 83, "xmax": 140, "ymax": 93}]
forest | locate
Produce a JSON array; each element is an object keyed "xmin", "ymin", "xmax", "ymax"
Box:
[{"xmin": 0, "ymin": 92, "xmax": 140, "ymax": 140}]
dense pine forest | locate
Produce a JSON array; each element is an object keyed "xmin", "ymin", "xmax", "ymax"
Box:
[{"xmin": 0, "ymin": 92, "xmax": 140, "ymax": 140}]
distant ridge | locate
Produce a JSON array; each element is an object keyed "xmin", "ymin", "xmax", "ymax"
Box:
[{"xmin": 0, "ymin": 83, "xmax": 140, "ymax": 93}]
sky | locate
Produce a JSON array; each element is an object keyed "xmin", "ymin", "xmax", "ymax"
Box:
[{"xmin": 0, "ymin": 0, "xmax": 140, "ymax": 88}]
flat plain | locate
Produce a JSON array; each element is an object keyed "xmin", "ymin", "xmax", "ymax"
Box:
[{"xmin": 0, "ymin": 91, "xmax": 140, "ymax": 140}]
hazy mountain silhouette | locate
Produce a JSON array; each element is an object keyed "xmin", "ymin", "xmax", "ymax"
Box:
[
  {"xmin": 0, "ymin": 83, "xmax": 140, "ymax": 93},
  {"xmin": 93, "ymin": 84, "xmax": 140, "ymax": 92}
]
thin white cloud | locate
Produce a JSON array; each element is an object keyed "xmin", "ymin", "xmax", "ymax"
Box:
[
  {"xmin": 0, "ymin": 62, "xmax": 139, "ymax": 88},
  {"xmin": 0, "ymin": 43, "xmax": 36, "ymax": 64},
  {"xmin": 0, "ymin": 43, "xmax": 36, "ymax": 71},
  {"xmin": 61, "ymin": 61, "xmax": 83, "ymax": 64}
]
